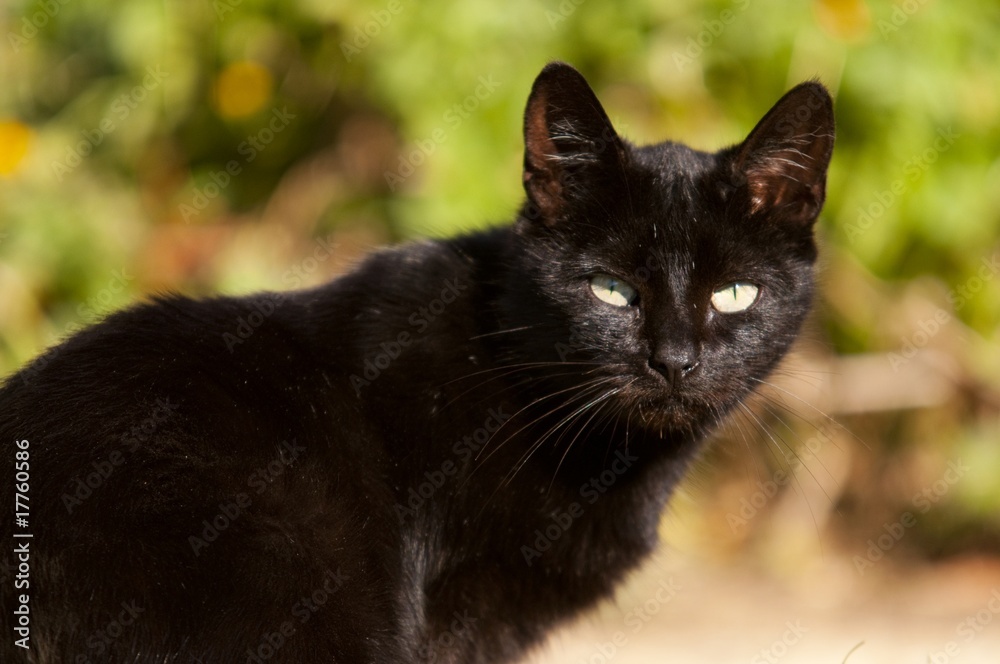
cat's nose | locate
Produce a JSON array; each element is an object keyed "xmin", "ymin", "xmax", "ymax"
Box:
[{"xmin": 649, "ymin": 346, "xmax": 699, "ymax": 386}]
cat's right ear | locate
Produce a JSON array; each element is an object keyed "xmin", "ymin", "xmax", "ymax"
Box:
[{"xmin": 522, "ymin": 62, "xmax": 627, "ymax": 225}]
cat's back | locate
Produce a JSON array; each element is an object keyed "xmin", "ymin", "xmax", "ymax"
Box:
[{"xmin": 0, "ymin": 233, "xmax": 482, "ymax": 429}]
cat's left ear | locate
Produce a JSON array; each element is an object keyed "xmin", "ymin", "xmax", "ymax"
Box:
[
  {"xmin": 729, "ymin": 82, "xmax": 835, "ymax": 226},
  {"xmin": 522, "ymin": 62, "xmax": 628, "ymax": 225}
]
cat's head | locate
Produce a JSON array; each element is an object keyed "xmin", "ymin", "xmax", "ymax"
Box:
[{"xmin": 503, "ymin": 62, "xmax": 834, "ymax": 438}]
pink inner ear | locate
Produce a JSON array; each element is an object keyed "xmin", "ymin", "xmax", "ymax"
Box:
[
  {"xmin": 747, "ymin": 163, "xmax": 798, "ymax": 215},
  {"xmin": 744, "ymin": 138, "xmax": 827, "ymax": 219},
  {"xmin": 524, "ymin": 89, "xmax": 555, "ymax": 171},
  {"xmin": 524, "ymin": 91, "xmax": 565, "ymax": 220}
]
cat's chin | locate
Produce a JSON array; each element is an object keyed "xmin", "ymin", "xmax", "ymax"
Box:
[
  {"xmin": 620, "ymin": 379, "xmax": 738, "ymax": 438},
  {"xmin": 625, "ymin": 397, "xmax": 718, "ymax": 438}
]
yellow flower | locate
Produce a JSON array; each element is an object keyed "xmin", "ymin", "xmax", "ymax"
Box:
[
  {"xmin": 815, "ymin": 0, "xmax": 871, "ymax": 42},
  {"xmin": 0, "ymin": 120, "xmax": 34, "ymax": 177},
  {"xmin": 213, "ymin": 61, "xmax": 274, "ymax": 119}
]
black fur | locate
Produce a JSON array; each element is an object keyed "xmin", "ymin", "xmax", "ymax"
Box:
[{"xmin": 0, "ymin": 62, "xmax": 833, "ymax": 663}]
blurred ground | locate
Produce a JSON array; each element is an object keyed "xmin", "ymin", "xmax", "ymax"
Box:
[{"xmin": 531, "ymin": 553, "xmax": 1000, "ymax": 663}]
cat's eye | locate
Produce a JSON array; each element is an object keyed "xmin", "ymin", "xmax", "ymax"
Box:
[
  {"xmin": 710, "ymin": 282, "xmax": 759, "ymax": 313},
  {"xmin": 589, "ymin": 274, "xmax": 638, "ymax": 308}
]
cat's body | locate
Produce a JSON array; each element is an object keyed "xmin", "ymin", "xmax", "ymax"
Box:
[{"xmin": 1, "ymin": 63, "xmax": 833, "ymax": 663}]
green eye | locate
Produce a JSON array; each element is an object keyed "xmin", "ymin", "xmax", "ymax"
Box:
[
  {"xmin": 711, "ymin": 282, "xmax": 759, "ymax": 313},
  {"xmin": 589, "ymin": 274, "xmax": 637, "ymax": 307}
]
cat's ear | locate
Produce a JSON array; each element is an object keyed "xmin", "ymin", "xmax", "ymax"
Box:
[
  {"xmin": 729, "ymin": 82, "xmax": 834, "ymax": 225},
  {"xmin": 522, "ymin": 62, "xmax": 627, "ymax": 224}
]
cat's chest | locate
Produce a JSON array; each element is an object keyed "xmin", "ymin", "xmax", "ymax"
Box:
[{"xmin": 411, "ymin": 480, "xmax": 663, "ymax": 664}]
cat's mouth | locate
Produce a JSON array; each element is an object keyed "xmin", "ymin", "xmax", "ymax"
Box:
[
  {"xmin": 619, "ymin": 367, "xmax": 738, "ymax": 434},
  {"xmin": 633, "ymin": 394, "xmax": 707, "ymax": 432}
]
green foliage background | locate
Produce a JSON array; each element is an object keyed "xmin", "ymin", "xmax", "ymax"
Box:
[{"xmin": 1, "ymin": 0, "xmax": 998, "ymax": 564}]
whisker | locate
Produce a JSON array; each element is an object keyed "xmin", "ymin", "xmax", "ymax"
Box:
[
  {"xmin": 441, "ymin": 360, "xmax": 609, "ymax": 388},
  {"xmin": 468, "ymin": 376, "xmax": 618, "ymax": 470},
  {"xmin": 502, "ymin": 385, "xmax": 621, "ymax": 490},
  {"xmin": 467, "ymin": 325, "xmax": 539, "ymax": 341},
  {"xmin": 751, "ymin": 396, "xmax": 840, "ymax": 487},
  {"xmin": 467, "ymin": 379, "xmax": 620, "ymax": 516},
  {"xmin": 719, "ymin": 402, "xmax": 763, "ymax": 487},
  {"xmin": 486, "ymin": 378, "xmax": 620, "ymax": 467},
  {"xmin": 736, "ymin": 403, "xmax": 826, "ymax": 551},
  {"xmin": 749, "ymin": 377, "xmax": 870, "ymax": 451},
  {"xmin": 547, "ymin": 388, "xmax": 624, "ymax": 493},
  {"xmin": 442, "ymin": 367, "xmax": 597, "ymax": 412}
]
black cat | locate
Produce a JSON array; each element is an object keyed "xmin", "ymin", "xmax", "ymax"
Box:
[{"xmin": 1, "ymin": 62, "xmax": 833, "ymax": 663}]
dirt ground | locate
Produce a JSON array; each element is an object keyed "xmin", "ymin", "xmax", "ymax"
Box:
[{"xmin": 528, "ymin": 552, "xmax": 1000, "ymax": 664}]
